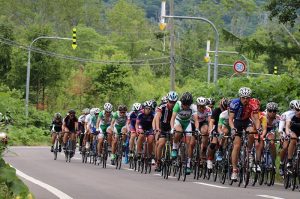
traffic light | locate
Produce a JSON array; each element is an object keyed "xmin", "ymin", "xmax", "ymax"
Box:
[
  {"xmin": 72, "ymin": 28, "xmax": 77, "ymax": 49},
  {"xmin": 274, "ymin": 66, "xmax": 278, "ymax": 75}
]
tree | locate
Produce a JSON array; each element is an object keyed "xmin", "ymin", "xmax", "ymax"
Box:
[{"xmin": 266, "ymin": 0, "xmax": 300, "ymax": 27}]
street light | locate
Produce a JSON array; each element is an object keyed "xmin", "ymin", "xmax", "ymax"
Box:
[
  {"xmin": 161, "ymin": 1, "xmax": 220, "ymax": 85},
  {"xmin": 25, "ymin": 36, "xmax": 72, "ymax": 122}
]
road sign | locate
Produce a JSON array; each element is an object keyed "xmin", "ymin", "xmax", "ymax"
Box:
[{"xmin": 233, "ymin": 60, "xmax": 246, "ymax": 73}]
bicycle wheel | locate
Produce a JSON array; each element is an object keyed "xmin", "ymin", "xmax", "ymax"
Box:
[
  {"xmin": 267, "ymin": 167, "xmax": 275, "ymax": 186},
  {"xmin": 250, "ymin": 164, "xmax": 258, "ymax": 186},
  {"xmin": 53, "ymin": 139, "xmax": 59, "ymax": 160},
  {"xmin": 213, "ymin": 161, "xmax": 219, "ymax": 182},
  {"xmin": 177, "ymin": 161, "xmax": 182, "ymax": 181},
  {"xmin": 284, "ymin": 171, "xmax": 291, "ymax": 189},
  {"xmin": 292, "ymin": 159, "xmax": 299, "ymax": 191},
  {"xmin": 103, "ymin": 142, "xmax": 108, "ymax": 168},
  {"xmin": 218, "ymin": 160, "xmax": 226, "ymax": 184},
  {"xmin": 243, "ymin": 153, "xmax": 250, "ymax": 188},
  {"xmin": 181, "ymin": 146, "xmax": 187, "ymax": 182}
]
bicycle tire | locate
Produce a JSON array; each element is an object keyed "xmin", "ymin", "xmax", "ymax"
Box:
[
  {"xmin": 182, "ymin": 145, "xmax": 187, "ymax": 182},
  {"xmin": 53, "ymin": 139, "xmax": 59, "ymax": 160},
  {"xmin": 243, "ymin": 152, "xmax": 250, "ymax": 188},
  {"xmin": 284, "ymin": 171, "xmax": 290, "ymax": 189},
  {"xmin": 218, "ymin": 160, "xmax": 226, "ymax": 184},
  {"xmin": 213, "ymin": 161, "xmax": 218, "ymax": 182}
]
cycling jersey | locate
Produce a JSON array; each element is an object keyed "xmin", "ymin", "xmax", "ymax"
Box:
[
  {"xmin": 230, "ymin": 98, "xmax": 259, "ymax": 120},
  {"xmin": 191, "ymin": 105, "xmax": 212, "ymax": 123},
  {"xmin": 137, "ymin": 112, "xmax": 154, "ymax": 132},
  {"xmin": 173, "ymin": 101, "xmax": 196, "ymax": 122},
  {"xmin": 211, "ymin": 107, "xmax": 222, "ymax": 131},
  {"xmin": 264, "ymin": 111, "xmax": 280, "ymax": 132},
  {"xmin": 98, "ymin": 110, "xmax": 113, "ymax": 133},
  {"xmin": 157, "ymin": 103, "xmax": 173, "ymax": 132},
  {"xmin": 112, "ymin": 111, "xmax": 127, "ymax": 134},
  {"xmin": 218, "ymin": 110, "xmax": 229, "ymax": 127},
  {"xmin": 279, "ymin": 110, "xmax": 295, "ymax": 133},
  {"xmin": 290, "ymin": 115, "xmax": 300, "ymax": 136},
  {"xmin": 78, "ymin": 114, "xmax": 86, "ymax": 133},
  {"xmin": 127, "ymin": 111, "xmax": 139, "ymax": 132},
  {"xmin": 64, "ymin": 115, "xmax": 78, "ymax": 132},
  {"xmin": 51, "ymin": 119, "xmax": 62, "ymax": 132}
]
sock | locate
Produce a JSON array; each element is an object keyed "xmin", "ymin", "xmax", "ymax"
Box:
[
  {"xmin": 172, "ymin": 142, "xmax": 178, "ymax": 150},
  {"xmin": 187, "ymin": 158, "xmax": 191, "ymax": 168}
]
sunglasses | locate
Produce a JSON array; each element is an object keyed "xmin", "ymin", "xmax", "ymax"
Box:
[
  {"xmin": 295, "ymin": 109, "xmax": 300, "ymax": 112},
  {"xmin": 241, "ymin": 97, "xmax": 250, "ymax": 99},
  {"xmin": 267, "ymin": 110, "xmax": 277, "ymax": 113}
]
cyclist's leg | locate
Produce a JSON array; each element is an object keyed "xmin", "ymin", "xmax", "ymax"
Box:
[
  {"xmin": 111, "ymin": 126, "xmax": 118, "ymax": 155},
  {"xmin": 172, "ymin": 119, "xmax": 184, "ymax": 151},
  {"xmin": 185, "ymin": 123, "xmax": 193, "ymax": 171},
  {"xmin": 287, "ymin": 132, "xmax": 297, "ymax": 167},
  {"xmin": 207, "ymin": 135, "xmax": 218, "ymax": 168},
  {"xmin": 97, "ymin": 126, "xmax": 106, "ymax": 156},
  {"xmin": 121, "ymin": 126, "xmax": 127, "ymax": 144},
  {"xmin": 231, "ymin": 120, "xmax": 243, "ymax": 174},
  {"xmin": 137, "ymin": 130, "xmax": 145, "ymax": 155},
  {"xmin": 157, "ymin": 133, "xmax": 166, "ymax": 162},
  {"xmin": 255, "ymin": 133, "xmax": 264, "ymax": 163},
  {"xmin": 147, "ymin": 133, "xmax": 155, "ymax": 157},
  {"xmin": 129, "ymin": 131, "xmax": 137, "ymax": 153},
  {"xmin": 106, "ymin": 126, "xmax": 113, "ymax": 146},
  {"xmin": 70, "ymin": 131, "xmax": 76, "ymax": 152},
  {"xmin": 200, "ymin": 123, "xmax": 209, "ymax": 160},
  {"xmin": 267, "ymin": 132, "xmax": 276, "ymax": 161}
]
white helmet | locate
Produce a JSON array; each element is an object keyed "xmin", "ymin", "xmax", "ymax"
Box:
[
  {"xmin": 196, "ymin": 97, "xmax": 207, "ymax": 106},
  {"xmin": 90, "ymin": 108, "xmax": 96, "ymax": 115},
  {"xmin": 104, "ymin": 103, "xmax": 113, "ymax": 112},
  {"xmin": 266, "ymin": 102, "xmax": 278, "ymax": 111},
  {"xmin": 289, "ymin": 100, "xmax": 298, "ymax": 110},
  {"xmin": 238, "ymin": 87, "xmax": 252, "ymax": 98},
  {"xmin": 132, "ymin": 103, "xmax": 142, "ymax": 111},
  {"xmin": 143, "ymin": 100, "xmax": 153, "ymax": 108},
  {"xmin": 83, "ymin": 108, "xmax": 90, "ymax": 114},
  {"xmin": 94, "ymin": 108, "xmax": 100, "ymax": 114},
  {"xmin": 294, "ymin": 100, "xmax": 300, "ymax": 110},
  {"xmin": 167, "ymin": 91, "xmax": 178, "ymax": 102},
  {"xmin": 161, "ymin": 96, "xmax": 168, "ymax": 104}
]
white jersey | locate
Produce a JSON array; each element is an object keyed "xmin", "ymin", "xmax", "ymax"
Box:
[
  {"xmin": 78, "ymin": 114, "xmax": 86, "ymax": 123},
  {"xmin": 191, "ymin": 105, "xmax": 212, "ymax": 123},
  {"xmin": 85, "ymin": 114, "xmax": 92, "ymax": 125},
  {"xmin": 279, "ymin": 110, "xmax": 295, "ymax": 133}
]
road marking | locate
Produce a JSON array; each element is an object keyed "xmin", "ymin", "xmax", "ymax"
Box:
[
  {"xmin": 14, "ymin": 167, "xmax": 73, "ymax": 199},
  {"xmin": 257, "ymin": 195, "xmax": 285, "ymax": 199},
  {"xmin": 193, "ymin": 182, "xmax": 228, "ymax": 189}
]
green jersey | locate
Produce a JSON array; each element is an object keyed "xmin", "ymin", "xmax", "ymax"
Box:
[
  {"xmin": 113, "ymin": 111, "xmax": 127, "ymax": 127},
  {"xmin": 173, "ymin": 101, "xmax": 195, "ymax": 122}
]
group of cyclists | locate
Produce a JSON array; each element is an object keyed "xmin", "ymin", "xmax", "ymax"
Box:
[{"xmin": 49, "ymin": 87, "xmax": 300, "ymax": 188}]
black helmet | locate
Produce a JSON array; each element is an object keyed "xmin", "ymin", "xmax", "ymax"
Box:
[
  {"xmin": 150, "ymin": 99, "xmax": 157, "ymax": 109},
  {"xmin": 118, "ymin": 105, "xmax": 127, "ymax": 112},
  {"xmin": 220, "ymin": 98, "xmax": 229, "ymax": 110},
  {"xmin": 54, "ymin": 112, "xmax": 62, "ymax": 120},
  {"xmin": 207, "ymin": 98, "xmax": 215, "ymax": 106},
  {"xmin": 180, "ymin": 92, "xmax": 193, "ymax": 106},
  {"xmin": 68, "ymin": 109, "xmax": 76, "ymax": 114}
]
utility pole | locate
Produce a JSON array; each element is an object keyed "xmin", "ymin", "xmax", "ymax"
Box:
[{"xmin": 169, "ymin": 0, "xmax": 175, "ymax": 91}]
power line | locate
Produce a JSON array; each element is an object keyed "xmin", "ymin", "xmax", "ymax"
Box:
[{"xmin": 0, "ymin": 36, "xmax": 169, "ymax": 66}]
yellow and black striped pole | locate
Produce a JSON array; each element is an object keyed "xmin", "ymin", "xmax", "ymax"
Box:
[
  {"xmin": 274, "ymin": 66, "xmax": 278, "ymax": 75},
  {"xmin": 72, "ymin": 28, "xmax": 77, "ymax": 49}
]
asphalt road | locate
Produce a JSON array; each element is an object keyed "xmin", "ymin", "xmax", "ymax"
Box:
[{"xmin": 3, "ymin": 146, "xmax": 300, "ymax": 199}]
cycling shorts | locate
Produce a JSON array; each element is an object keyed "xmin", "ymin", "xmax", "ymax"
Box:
[{"xmin": 175, "ymin": 119, "xmax": 192, "ymax": 136}]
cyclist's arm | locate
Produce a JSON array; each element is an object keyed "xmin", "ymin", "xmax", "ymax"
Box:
[
  {"xmin": 208, "ymin": 117, "xmax": 214, "ymax": 134},
  {"xmin": 110, "ymin": 119, "xmax": 115, "ymax": 129},
  {"xmin": 261, "ymin": 117, "xmax": 267, "ymax": 137},
  {"xmin": 193, "ymin": 113, "xmax": 199, "ymax": 130},
  {"xmin": 155, "ymin": 111, "xmax": 162, "ymax": 131},
  {"xmin": 170, "ymin": 112, "xmax": 176, "ymax": 130},
  {"xmin": 252, "ymin": 112, "xmax": 261, "ymax": 130},
  {"xmin": 285, "ymin": 120, "xmax": 291, "ymax": 136},
  {"xmin": 96, "ymin": 117, "xmax": 100, "ymax": 130},
  {"xmin": 152, "ymin": 114, "xmax": 156, "ymax": 130},
  {"xmin": 229, "ymin": 112, "xmax": 235, "ymax": 130}
]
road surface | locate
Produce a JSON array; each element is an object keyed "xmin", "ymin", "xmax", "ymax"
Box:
[{"xmin": 3, "ymin": 146, "xmax": 299, "ymax": 199}]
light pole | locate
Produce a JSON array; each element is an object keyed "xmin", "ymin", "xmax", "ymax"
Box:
[
  {"xmin": 25, "ymin": 36, "xmax": 72, "ymax": 121},
  {"xmin": 161, "ymin": 1, "xmax": 220, "ymax": 85}
]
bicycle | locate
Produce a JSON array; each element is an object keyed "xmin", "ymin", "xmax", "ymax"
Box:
[
  {"xmin": 115, "ymin": 133, "xmax": 124, "ymax": 170},
  {"xmin": 161, "ymin": 131, "xmax": 172, "ymax": 179},
  {"xmin": 53, "ymin": 132, "xmax": 60, "ymax": 160},
  {"xmin": 140, "ymin": 130, "xmax": 152, "ymax": 174},
  {"xmin": 192, "ymin": 130, "xmax": 202, "ymax": 180},
  {"xmin": 258, "ymin": 137, "xmax": 279, "ymax": 186},
  {"xmin": 218, "ymin": 135, "xmax": 233, "ymax": 185},
  {"xmin": 97, "ymin": 133, "xmax": 109, "ymax": 168},
  {"xmin": 65, "ymin": 136, "xmax": 74, "ymax": 163},
  {"xmin": 284, "ymin": 136, "xmax": 300, "ymax": 191}
]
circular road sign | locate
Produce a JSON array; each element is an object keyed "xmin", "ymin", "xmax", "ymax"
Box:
[{"xmin": 233, "ymin": 61, "xmax": 246, "ymax": 73}]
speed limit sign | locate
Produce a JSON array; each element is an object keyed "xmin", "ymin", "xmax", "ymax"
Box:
[{"xmin": 233, "ymin": 61, "xmax": 246, "ymax": 73}]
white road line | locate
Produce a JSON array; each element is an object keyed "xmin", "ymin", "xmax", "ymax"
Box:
[
  {"xmin": 14, "ymin": 167, "xmax": 73, "ymax": 199},
  {"xmin": 193, "ymin": 182, "xmax": 228, "ymax": 189},
  {"xmin": 257, "ymin": 195, "xmax": 285, "ymax": 199}
]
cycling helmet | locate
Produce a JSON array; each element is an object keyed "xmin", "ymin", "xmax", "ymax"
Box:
[
  {"xmin": 266, "ymin": 102, "xmax": 278, "ymax": 111},
  {"xmin": 196, "ymin": 97, "xmax": 207, "ymax": 106},
  {"xmin": 68, "ymin": 109, "xmax": 76, "ymax": 114},
  {"xmin": 83, "ymin": 108, "xmax": 90, "ymax": 114},
  {"xmin": 104, "ymin": 103, "xmax": 113, "ymax": 112},
  {"xmin": 294, "ymin": 100, "xmax": 300, "ymax": 110},
  {"xmin": 132, "ymin": 103, "xmax": 142, "ymax": 111},
  {"xmin": 90, "ymin": 108, "xmax": 96, "ymax": 115},
  {"xmin": 207, "ymin": 98, "xmax": 215, "ymax": 106},
  {"xmin": 161, "ymin": 96, "xmax": 168, "ymax": 104},
  {"xmin": 238, "ymin": 87, "xmax": 252, "ymax": 98},
  {"xmin": 150, "ymin": 100, "xmax": 157, "ymax": 109},
  {"xmin": 54, "ymin": 112, "xmax": 62, "ymax": 120},
  {"xmin": 180, "ymin": 92, "xmax": 193, "ymax": 106},
  {"xmin": 143, "ymin": 101, "xmax": 153, "ymax": 109},
  {"xmin": 289, "ymin": 100, "xmax": 298, "ymax": 110},
  {"xmin": 94, "ymin": 108, "xmax": 100, "ymax": 114},
  {"xmin": 167, "ymin": 91, "xmax": 179, "ymax": 102},
  {"xmin": 220, "ymin": 98, "xmax": 229, "ymax": 110},
  {"xmin": 118, "ymin": 105, "xmax": 127, "ymax": 112}
]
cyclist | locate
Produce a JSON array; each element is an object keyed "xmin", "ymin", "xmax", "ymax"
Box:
[
  {"xmin": 82, "ymin": 108, "xmax": 95, "ymax": 151},
  {"xmin": 97, "ymin": 103, "xmax": 114, "ymax": 158},
  {"xmin": 78, "ymin": 108, "xmax": 90, "ymax": 152},
  {"xmin": 136, "ymin": 101, "xmax": 155, "ymax": 164},
  {"xmin": 110, "ymin": 105, "xmax": 128, "ymax": 165},
  {"xmin": 285, "ymin": 100, "xmax": 300, "ymax": 171},
  {"xmin": 155, "ymin": 91, "xmax": 178, "ymax": 171},
  {"xmin": 278, "ymin": 100, "xmax": 297, "ymax": 175},
  {"xmin": 171, "ymin": 92, "xmax": 199, "ymax": 175},
  {"xmin": 229, "ymin": 87, "xmax": 261, "ymax": 180},
  {"xmin": 191, "ymin": 97, "xmax": 212, "ymax": 168},
  {"xmin": 160, "ymin": 96, "xmax": 168, "ymax": 106},
  {"xmin": 207, "ymin": 98, "xmax": 229, "ymax": 169},
  {"xmin": 62, "ymin": 110, "xmax": 78, "ymax": 153},
  {"xmin": 89, "ymin": 108, "xmax": 101, "ymax": 155},
  {"xmin": 127, "ymin": 103, "xmax": 142, "ymax": 158},
  {"xmin": 50, "ymin": 113, "xmax": 63, "ymax": 152}
]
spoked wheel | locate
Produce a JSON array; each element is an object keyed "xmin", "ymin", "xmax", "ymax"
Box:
[
  {"xmin": 177, "ymin": 162, "xmax": 182, "ymax": 181},
  {"xmin": 202, "ymin": 162, "xmax": 208, "ymax": 180},
  {"xmin": 250, "ymin": 165, "xmax": 258, "ymax": 186},
  {"xmin": 284, "ymin": 171, "xmax": 291, "ymax": 189},
  {"xmin": 53, "ymin": 140, "xmax": 59, "ymax": 160},
  {"xmin": 213, "ymin": 161, "xmax": 219, "ymax": 182},
  {"xmin": 140, "ymin": 157, "xmax": 144, "ymax": 173},
  {"xmin": 259, "ymin": 165, "xmax": 265, "ymax": 185},
  {"xmin": 265, "ymin": 167, "xmax": 276, "ymax": 186},
  {"xmin": 218, "ymin": 161, "xmax": 226, "ymax": 184}
]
